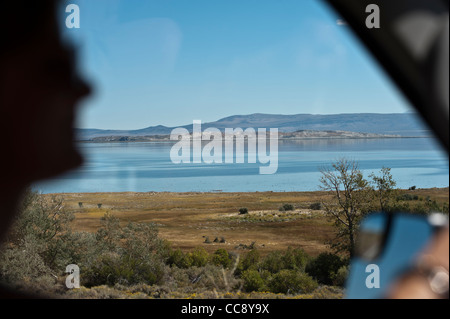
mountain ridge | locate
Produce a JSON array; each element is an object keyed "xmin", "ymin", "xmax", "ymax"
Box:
[{"xmin": 76, "ymin": 113, "xmax": 430, "ymax": 140}]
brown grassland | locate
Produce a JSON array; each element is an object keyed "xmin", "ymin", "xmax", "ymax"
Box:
[{"xmin": 46, "ymin": 187, "xmax": 449, "ymax": 257}]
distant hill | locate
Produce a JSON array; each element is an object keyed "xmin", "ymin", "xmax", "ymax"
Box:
[{"xmin": 76, "ymin": 113, "xmax": 430, "ymax": 141}]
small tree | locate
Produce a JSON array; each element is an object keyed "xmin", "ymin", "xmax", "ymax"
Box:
[
  {"xmin": 369, "ymin": 167, "xmax": 397, "ymax": 212},
  {"xmin": 319, "ymin": 158, "xmax": 370, "ymax": 257}
]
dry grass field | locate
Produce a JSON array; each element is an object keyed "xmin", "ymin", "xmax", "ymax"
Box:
[{"xmin": 47, "ymin": 188, "xmax": 448, "ymax": 257}]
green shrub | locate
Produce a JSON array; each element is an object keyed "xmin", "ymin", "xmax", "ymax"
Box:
[
  {"xmin": 397, "ymin": 193, "xmax": 419, "ymax": 201},
  {"xmin": 305, "ymin": 252, "xmax": 346, "ymax": 285},
  {"xmin": 241, "ymin": 269, "xmax": 265, "ymax": 292},
  {"xmin": 332, "ymin": 265, "xmax": 349, "ymax": 287},
  {"xmin": 211, "ymin": 249, "xmax": 233, "ymax": 269},
  {"xmin": 260, "ymin": 251, "xmax": 284, "ymax": 273},
  {"xmin": 166, "ymin": 247, "xmax": 209, "ymax": 269},
  {"xmin": 167, "ymin": 248, "xmax": 189, "ymax": 268},
  {"xmin": 235, "ymin": 249, "xmax": 260, "ymax": 276},
  {"xmin": 260, "ymin": 248, "xmax": 309, "ymax": 274},
  {"xmin": 121, "ymin": 221, "xmax": 171, "ymax": 261},
  {"xmin": 309, "ymin": 202, "xmax": 322, "ymax": 210},
  {"xmin": 281, "ymin": 247, "xmax": 310, "ymax": 272},
  {"xmin": 83, "ymin": 253, "xmax": 165, "ymax": 287},
  {"xmin": 82, "ymin": 253, "xmax": 124, "ymax": 287},
  {"xmin": 189, "ymin": 247, "xmax": 209, "ymax": 267},
  {"xmin": 279, "ymin": 203, "xmax": 294, "ymax": 212},
  {"xmin": 0, "ymin": 244, "xmax": 53, "ymax": 285},
  {"xmin": 96, "ymin": 213, "xmax": 122, "ymax": 251},
  {"xmin": 268, "ymin": 270, "xmax": 317, "ymax": 294}
]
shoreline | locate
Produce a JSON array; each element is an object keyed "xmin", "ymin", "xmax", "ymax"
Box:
[
  {"xmin": 77, "ymin": 135, "xmax": 432, "ymax": 144},
  {"xmin": 42, "ymin": 186, "xmax": 449, "ymax": 196}
]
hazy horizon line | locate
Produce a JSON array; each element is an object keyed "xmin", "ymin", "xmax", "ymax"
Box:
[{"xmin": 77, "ymin": 111, "xmax": 416, "ymax": 131}]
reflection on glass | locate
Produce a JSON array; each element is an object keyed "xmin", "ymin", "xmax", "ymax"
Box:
[
  {"xmin": 355, "ymin": 212, "xmax": 388, "ymax": 261},
  {"xmin": 346, "ymin": 212, "xmax": 445, "ymax": 299}
]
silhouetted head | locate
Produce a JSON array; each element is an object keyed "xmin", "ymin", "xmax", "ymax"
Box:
[{"xmin": 0, "ymin": 1, "xmax": 90, "ymax": 240}]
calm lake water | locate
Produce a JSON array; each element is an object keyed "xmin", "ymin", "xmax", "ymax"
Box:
[{"xmin": 33, "ymin": 138, "xmax": 449, "ymax": 193}]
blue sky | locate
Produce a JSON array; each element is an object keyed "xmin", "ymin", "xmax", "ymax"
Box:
[{"xmin": 63, "ymin": 0, "xmax": 414, "ymax": 130}]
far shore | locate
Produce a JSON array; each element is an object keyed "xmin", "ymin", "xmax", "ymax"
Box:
[{"xmin": 77, "ymin": 135, "xmax": 431, "ymax": 143}]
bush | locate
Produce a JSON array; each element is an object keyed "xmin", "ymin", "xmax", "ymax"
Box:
[
  {"xmin": 268, "ymin": 270, "xmax": 318, "ymax": 294},
  {"xmin": 82, "ymin": 253, "xmax": 166, "ymax": 287},
  {"xmin": 241, "ymin": 249, "xmax": 260, "ymax": 271},
  {"xmin": 211, "ymin": 249, "xmax": 233, "ymax": 269},
  {"xmin": 239, "ymin": 208, "xmax": 248, "ymax": 215},
  {"xmin": 168, "ymin": 248, "xmax": 190, "ymax": 268},
  {"xmin": 332, "ymin": 265, "xmax": 349, "ymax": 287},
  {"xmin": 188, "ymin": 247, "xmax": 209, "ymax": 268},
  {"xmin": 281, "ymin": 247, "xmax": 310, "ymax": 272},
  {"xmin": 279, "ymin": 203, "xmax": 294, "ymax": 212},
  {"xmin": 260, "ymin": 251, "xmax": 284, "ymax": 273},
  {"xmin": 309, "ymin": 202, "xmax": 322, "ymax": 210},
  {"xmin": 241, "ymin": 269, "xmax": 265, "ymax": 292},
  {"xmin": 123, "ymin": 222, "xmax": 170, "ymax": 258},
  {"xmin": 235, "ymin": 249, "xmax": 260, "ymax": 276},
  {"xmin": 260, "ymin": 248, "xmax": 309, "ymax": 274},
  {"xmin": 96, "ymin": 213, "xmax": 122, "ymax": 251},
  {"xmin": 0, "ymin": 244, "xmax": 54, "ymax": 286},
  {"xmin": 305, "ymin": 253, "xmax": 346, "ymax": 285},
  {"xmin": 397, "ymin": 193, "xmax": 419, "ymax": 201}
]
